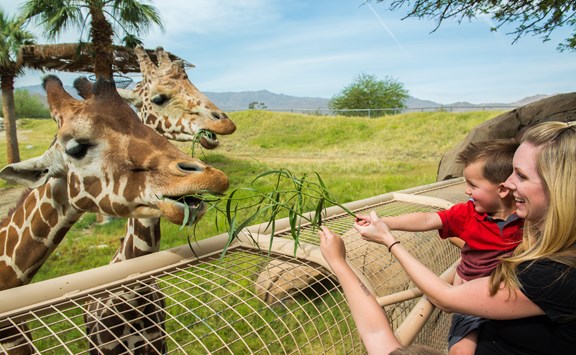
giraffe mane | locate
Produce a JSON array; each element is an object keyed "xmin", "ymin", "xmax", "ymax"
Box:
[{"xmin": 0, "ymin": 188, "xmax": 32, "ymax": 226}]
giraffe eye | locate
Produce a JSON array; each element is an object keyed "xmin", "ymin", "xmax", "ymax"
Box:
[
  {"xmin": 151, "ymin": 94, "xmax": 169, "ymax": 106},
  {"xmin": 65, "ymin": 140, "xmax": 92, "ymax": 159}
]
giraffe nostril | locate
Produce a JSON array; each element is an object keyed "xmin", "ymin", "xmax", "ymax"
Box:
[
  {"xmin": 177, "ymin": 162, "xmax": 204, "ymax": 173},
  {"xmin": 211, "ymin": 112, "xmax": 228, "ymax": 120}
]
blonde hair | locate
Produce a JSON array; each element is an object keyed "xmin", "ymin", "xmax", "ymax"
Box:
[{"xmin": 490, "ymin": 121, "xmax": 576, "ymax": 294}]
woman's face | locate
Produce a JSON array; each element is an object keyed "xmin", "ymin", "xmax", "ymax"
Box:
[{"xmin": 504, "ymin": 143, "xmax": 548, "ymax": 222}]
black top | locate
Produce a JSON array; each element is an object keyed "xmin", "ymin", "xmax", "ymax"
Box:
[{"xmin": 476, "ymin": 259, "xmax": 576, "ymax": 354}]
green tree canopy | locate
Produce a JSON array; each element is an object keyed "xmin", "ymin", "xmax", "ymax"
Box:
[
  {"xmin": 329, "ymin": 73, "xmax": 408, "ymax": 116},
  {"xmin": 0, "ymin": 89, "xmax": 50, "ymax": 118},
  {"xmin": 371, "ymin": 0, "xmax": 576, "ymax": 52}
]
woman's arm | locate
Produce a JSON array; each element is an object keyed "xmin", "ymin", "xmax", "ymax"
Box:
[
  {"xmin": 354, "ymin": 211, "xmax": 544, "ymax": 320},
  {"xmin": 319, "ymin": 227, "xmax": 401, "ymax": 355}
]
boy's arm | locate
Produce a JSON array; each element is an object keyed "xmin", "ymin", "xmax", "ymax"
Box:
[
  {"xmin": 381, "ymin": 212, "xmax": 443, "ymax": 231},
  {"xmin": 355, "ymin": 212, "xmax": 443, "ymax": 246}
]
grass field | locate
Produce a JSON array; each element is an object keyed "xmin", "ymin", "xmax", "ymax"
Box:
[{"xmin": 0, "ymin": 110, "xmax": 502, "ymax": 281}]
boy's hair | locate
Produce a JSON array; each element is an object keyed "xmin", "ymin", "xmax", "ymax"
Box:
[{"xmin": 456, "ymin": 138, "xmax": 519, "ymax": 184}]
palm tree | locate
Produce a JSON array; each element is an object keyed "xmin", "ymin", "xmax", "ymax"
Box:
[
  {"xmin": 0, "ymin": 8, "xmax": 35, "ymax": 164},
  {"xmin": 22, "ymin": 0, "xmax": 163, "ymax": 79}
]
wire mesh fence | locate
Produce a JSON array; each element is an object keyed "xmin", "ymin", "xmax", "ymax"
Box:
[{"xmin": 1, "ymin": 179, "xmax": 468, "ymax": 354}]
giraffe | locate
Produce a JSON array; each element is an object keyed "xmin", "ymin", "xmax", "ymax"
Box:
[
  {"xmin": 0, "ymin": 75, "xmax": 229, "ymax": 354},
  {"xmin": 74, "ymin": 45, "xmax": 236, "ymax": 147},
  {"xmin": 72, "ymin": 46, "xmax": 237, "ymax": 353}
]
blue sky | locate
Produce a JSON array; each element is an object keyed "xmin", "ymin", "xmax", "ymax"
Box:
[{"xmin": 5, "ymin": 0, "xmax": 576, "ymax": 104}]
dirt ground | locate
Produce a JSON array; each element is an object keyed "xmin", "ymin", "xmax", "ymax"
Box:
[{"xmin": 0, "ymin": 187, "xmax": 27, "ymax": 217}]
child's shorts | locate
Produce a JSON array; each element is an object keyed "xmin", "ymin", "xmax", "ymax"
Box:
[{"xmin": 448, "ymin": 313, "xmax": 487, "ymax": 349}]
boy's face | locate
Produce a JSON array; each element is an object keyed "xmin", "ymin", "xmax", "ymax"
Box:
[{"xmin": 462, "ymin": 160, "xmax": 504, "ymax": 215}]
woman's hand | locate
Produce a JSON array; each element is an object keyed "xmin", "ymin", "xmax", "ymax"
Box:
[
  {"xmin": 354, "ymin": 211, "xmax": 397, "ymax": 247},
  {"xmin": 319, "ymin": 226, "xmax": 347, "ymax": 269}
]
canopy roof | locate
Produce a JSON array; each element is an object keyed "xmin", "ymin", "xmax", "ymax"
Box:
[{"xmin": 17, "ymin": 43, "xmax": 194, "ymax": 74}]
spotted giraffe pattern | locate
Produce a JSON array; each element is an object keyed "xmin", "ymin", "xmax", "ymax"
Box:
[
  {"xmin": 74, "ymin": 46, "xmax": 236, "ymax": 353},
  {"xmin": 0, "ymin": 75, "xmax": 229, "ymax": 354}
]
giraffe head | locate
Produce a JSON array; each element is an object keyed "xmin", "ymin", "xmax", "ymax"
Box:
[
  {"xmin": 112, "ymin": 45, "xmax": 236, "ymax": 148},
  {"xmin": 1, "ymin": 75, "xmax": 229, "ymax": 225}
]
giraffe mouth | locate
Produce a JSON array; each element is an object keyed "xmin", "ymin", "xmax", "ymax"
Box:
[
  {"xmin": 199, "ymin": 131, "xmax": 219, "ymax": 149},
  {"xmin": 158, "ymin": 195, "xmax": 206, "ymax": 225}
]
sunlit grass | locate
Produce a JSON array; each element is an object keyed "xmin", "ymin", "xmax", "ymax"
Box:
[{"xmin": 0, "ymin": 110, "xmax": 501, "ymax": 281}]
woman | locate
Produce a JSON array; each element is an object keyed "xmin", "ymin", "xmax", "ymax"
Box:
[{"xmin": 320, "ymin": 121, "xmax": 576, "ymax": 354}]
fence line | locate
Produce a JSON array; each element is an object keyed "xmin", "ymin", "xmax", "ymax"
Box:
[{"xmin": 226, "ymin": 105, "xmax": 518, "ymax": 116}]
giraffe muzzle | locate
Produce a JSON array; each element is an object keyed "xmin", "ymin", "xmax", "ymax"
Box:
[{"xmin": 157, "ymin": 195, "xmax": 206, "ymax": 225}]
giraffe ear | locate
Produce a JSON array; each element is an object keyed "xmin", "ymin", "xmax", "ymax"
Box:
[
  {"xmin": 73, "ymin": 76, "xmax": 95, "ymax": 100},
  {"xmin": 0, "ymin": 147, "xmax": 65, "ymax": 188},
  {"xmin": 0, "ymin": 158, "xmax": 52, "ymax": 188},
  {"xmin": 117, "ymin": 87, "xmax": 143, "ymax": 108}
]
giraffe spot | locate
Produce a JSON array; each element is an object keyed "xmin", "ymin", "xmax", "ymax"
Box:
[
  {"xmin": 82, "ymin": 176, "xmax": 103, "ymax": 198},
  {"xmin": 0, "ymin": 262, "xmax": 20, "ymax": 288},
  {"xmin": 124, "ymin": 174, "xmax": 146, "ymax": 202},
  {"xmin": 111, "ymin": 202, "xmax": 130, "ymax": 216},
  {"xmin": 69, "ymin": 173, "xmax": 82, "ymax": 198},
  {"xmin": 74, "ymin": 197, "xmax": 98, "ymax": 212},
  {"xmin": 11, "ymin": 207, "xmax": 25, "ymax": 227},
  {"xmin": 0, "ymin": 228, "xmax": 18, "ymax": 256},
  {"xmin": 15, "ymin": 239, "xmax": 48, "ymax": 274},
  {"xmin": 164, "ymin": 116, "xmax": 172, "ymax": 129},
  {"xmin": 39, "ymin": 202, "xmax": 59, "ymax": 228},
  {"xmin": 44, "ymin": 186, "xmax": 52, "ymax": 200},
  {"xmin": 99, "ymin": 196, "xmax": 113, "ymax": 213},
  {"xmin": 53, "ymin": 229, "xmax": 68, "ymax": 245},
  {"xmin": 30, "ymin": 214, "xmax": 51, "ymax": 238}
]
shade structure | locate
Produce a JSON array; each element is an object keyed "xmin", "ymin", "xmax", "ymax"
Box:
[{"xmin": 17, "ymin": 43, "xmax": 194, "ymax": 74}]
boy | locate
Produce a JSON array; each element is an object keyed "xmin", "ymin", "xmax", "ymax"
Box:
[{"xmin": 357, "ymin": 138, "xmax": 522, "ymax": 355}]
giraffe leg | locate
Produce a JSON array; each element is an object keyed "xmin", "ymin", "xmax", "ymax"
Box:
[
  {"xmin": 84, "ymin": 283, "xmax": 166, "ymax": 354},
  {"xmin": 85, "ymin": 219, "xmax": 166, "ymax": 354},
  {"xmin": 0, "ymin": 323, "xmax": 34, "ymax": 355}
]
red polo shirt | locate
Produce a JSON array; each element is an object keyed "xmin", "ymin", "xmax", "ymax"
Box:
[{"xmin": 437, "ymin": 200, "xmax": 523, "ymax": 281}]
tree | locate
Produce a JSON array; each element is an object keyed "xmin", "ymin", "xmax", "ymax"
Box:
[
  {"xmin": 3, "ymin": 89, "xmax": 50, "ymax": 118},
  {"xmin": 248, "ymin": 101, "xmax": 267, "ymax": 110},
  {"xmin": 22, "ymin": 0, "xmax": 164, "ymax": 79},
  {"xmin": 0, "ymin": 8, "xmax": 36, "ymax": 164},
  {"xmin": 371, "ymin": 0, "xmax": 576, "ymax": 52},
  {"xmin": 329, "ymin": 73, "xmax": 408, "ymax": 116}
]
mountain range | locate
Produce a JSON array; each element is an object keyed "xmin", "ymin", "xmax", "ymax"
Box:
[{"xmin": 16, "ymin": 84, "xmax": 550, "ymax": 112}]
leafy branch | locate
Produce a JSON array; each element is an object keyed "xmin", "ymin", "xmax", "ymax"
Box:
[{"xmin": 182, "ymin": 168, "xmax": 356, "ymax": 258}]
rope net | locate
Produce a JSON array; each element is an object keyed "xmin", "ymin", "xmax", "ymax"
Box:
[{"xmin": 0, "ymin": 179, "xmax": 468, "ymax": 354}]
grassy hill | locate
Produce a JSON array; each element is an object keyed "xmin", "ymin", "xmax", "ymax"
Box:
[{"xmin": 0, "ymin": 110, "xmax": 501, "ymax": 280}]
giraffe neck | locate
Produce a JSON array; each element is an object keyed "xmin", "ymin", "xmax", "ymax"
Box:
[
  {"xmin": 111, "ymin": 217, "xmax": 161, "ymax": 263},
  {"xmin": 0, "ymin": 179, "xmax": 83, "ymax": 289}
]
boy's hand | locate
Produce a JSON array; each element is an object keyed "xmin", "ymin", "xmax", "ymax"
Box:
[
  {"xmin": 354, "ymin": 211, "xmax": 397, "ymax": 247},
  {"xmin": 354, "ymin": 213, "xmax": 372, "ymax": 227}
]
